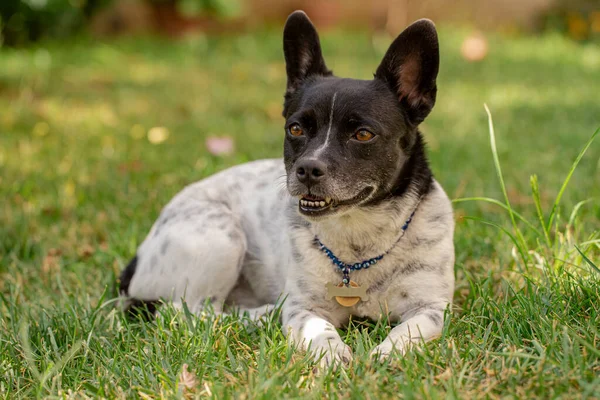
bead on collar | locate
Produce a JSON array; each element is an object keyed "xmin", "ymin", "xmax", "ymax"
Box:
[{"xmin": 315, "ymin": 200, "xmax": 420, "ymax": 287}]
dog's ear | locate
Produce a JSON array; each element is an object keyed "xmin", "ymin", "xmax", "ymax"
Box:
[
  {"xmin": 283, "ymin": 11, "xmax": 332, "ymax": 93},
  {"xmin": 375, "ymin": 19, "xmax": 439, "ymax": 125}
]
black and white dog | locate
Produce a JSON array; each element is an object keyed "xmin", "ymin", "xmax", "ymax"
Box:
[{"xmin": 120, "ymin": 11, "xmax": 454, "ymax": 367}]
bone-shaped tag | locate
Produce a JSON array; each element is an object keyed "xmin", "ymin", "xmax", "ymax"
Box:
[{"xmin": 326, "ymin": 281, "xmax": 368, "ymax": 307}]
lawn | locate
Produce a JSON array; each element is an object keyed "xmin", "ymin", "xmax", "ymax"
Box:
[{"xmin": 1, "ymin": 26, "xmax": 599, "ymax": 398}]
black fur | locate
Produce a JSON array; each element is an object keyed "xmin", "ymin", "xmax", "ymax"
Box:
[
  {"xmin": 119, "ymin": 255, "xmax": 158, "ymax": 319},
  {"xmin": 283, "ymin": 11, "xmax": 332, "ymax": 94},
  {"xmin": 282, "ymin": 13, "xmax": 438, "ymax": 214},
  {"xmin": 125, "ymin": 299, "xmax": 159, "ymax": 321},
  {"xmin": 375, "ymin": 19, "xmax": 439, "ymax": 125},
  {"xmin": 119, "ymin": 255, "xmax": 138, "ymax": 296},
  {"xmin": 118, "ymin": 13, "xmax": 441, "ymax": 320}
]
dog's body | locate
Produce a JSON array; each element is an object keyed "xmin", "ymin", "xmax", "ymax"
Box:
[{"xmin": 120, "ymin": 12, "xmax": 455, "ymax": 366}]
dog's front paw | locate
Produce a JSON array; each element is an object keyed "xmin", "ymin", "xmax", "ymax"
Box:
[
  {"xmin": 370, "ymin": 339, "xmax": 408, "ymax": 362},
  {"xmin": 310, "ymin": 338, "xmax": 353, "ymax": 370}
]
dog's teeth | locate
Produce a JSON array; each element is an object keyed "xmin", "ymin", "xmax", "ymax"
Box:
[{"xmin": 300, "ymin": 198, "xmax": 329, "ymax": 209}]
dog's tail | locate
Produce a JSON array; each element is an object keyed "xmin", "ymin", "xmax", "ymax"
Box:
[{"xmin": 119, "ymin": 255, "xmax": 159, "ymax": 320}]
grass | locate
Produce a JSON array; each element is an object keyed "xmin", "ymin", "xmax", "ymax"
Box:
[{"xmin": 1, "ymin": 26, "xmax": 599, "ymax": 398}]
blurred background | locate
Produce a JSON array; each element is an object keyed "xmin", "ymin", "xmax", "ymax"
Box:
[
  {"xmin": 0, "ymin": 0, "xmax": 598, "ymax": 291},
  {"xmin": 1, "ymin": 0, "xmax": 599, "ymax": 45},
  {"xmin": 2, "ymin": 3, "xmax": 599, "ymax": 396}
]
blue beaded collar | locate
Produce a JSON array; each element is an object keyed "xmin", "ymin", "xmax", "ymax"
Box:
[{"xmin": 315, "ymin": 202, "xmax": 420, "ymax": 287}]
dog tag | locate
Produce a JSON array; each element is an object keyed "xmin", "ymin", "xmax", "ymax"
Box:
[{"xmin": 326, "ymin": 280, "xmax": 368, "ymax": 307}]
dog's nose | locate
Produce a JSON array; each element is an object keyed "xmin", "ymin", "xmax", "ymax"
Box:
[{"xmin": 296, "ymin": 159, "xmax": 327, "ymax": 185}]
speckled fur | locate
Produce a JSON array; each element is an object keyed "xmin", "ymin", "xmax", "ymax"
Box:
[
  {"xmin": 120, "ymin": 13, "xmax": 455, "ymax": 367},
  {"xmin": 123, "ymin": 159, "xmax": 454, "ymax": 364}
]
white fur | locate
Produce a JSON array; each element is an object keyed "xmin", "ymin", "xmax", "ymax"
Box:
[
  {"xmin": 312, "ymin": 92, "xmax": 337, "ymax": 158},
  {"xmin": 125, "ymin": 159, "xmax": 454, "ymax": 366}
]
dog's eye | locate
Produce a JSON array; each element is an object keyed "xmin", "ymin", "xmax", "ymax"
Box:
[
  {"xmin": 288, "ymin": 123, "xmax": 304, "ymax": 137},
  {"xmin": 353, "ymin": 129, "xmax": 375, "ymax": 142}
]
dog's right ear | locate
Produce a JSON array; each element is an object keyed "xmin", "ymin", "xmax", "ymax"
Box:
[{"xmin": 283, "ymin": 11, "xmax": 332, "ymax": 94}]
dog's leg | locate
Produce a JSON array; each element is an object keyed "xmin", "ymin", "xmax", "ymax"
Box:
[
  {"xmin": 283, "ymin": 304, "xmax": 352, "ymax": 368},
  {"xmin": 370, "ymin": 304, "xmax": 446, "ymax": 360},
  {"xmin": 239, "ymin": 304, "xmax": 275, "ymax": 322},
  {"xmin": 126, "ymin": 202, "xmax": 250, "ymax": 318}
]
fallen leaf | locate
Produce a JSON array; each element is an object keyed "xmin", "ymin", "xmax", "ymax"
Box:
[
  {"xmin": 203, "ymin": 382, "xmax": 212, "ymax": 397},
  {"xmin": 48, "ymin": 248, "xmax": 62, "ymax": 256},
  {"xmin": 454, "ymin": 209, "xmax": 466, "ymax": 223},
  {"xmin": 434, "ymin": 368, "xmax": 452, "ymax": 382},
  {"xmin": 179, "ymin": 363, "xmax": 197, "ymax": 391},
  {"xmin": 461, "ymin": 33, "xmax": 488, "ymax": 62},
  {"xmin": 42, "ymin": 249, "xmax": 61, "ymax": 274},
  {"xmin": 118, "ymin": 160, "xmax": 143, "ymax": 173},
  {"xmin": 78, "ymin": 244, "xmax": 95, "ymax": 259},
  {"xmin": 206, "ymin": 136, "xmax": 234, "ymax": 156},
  {"xmin": 148, "ymin": 126, "xmax": 169, "ymax": 144}
]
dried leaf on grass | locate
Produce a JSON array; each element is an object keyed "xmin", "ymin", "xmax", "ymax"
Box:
[
  {"xmin": 206, "ymin": 136, "xmax": 234, "ymax": 156},
  {"xmin": 179, "ymin": 363, "xmax": 198, "ymax": 391},
  {"xmin": 461, "ymin": 33, "xmax": 488, "ymax": 62}
]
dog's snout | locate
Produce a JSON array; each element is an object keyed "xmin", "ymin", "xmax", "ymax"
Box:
[{"xmin": 296, "ymin": 159, "xmax": 327, "ymax": 185}]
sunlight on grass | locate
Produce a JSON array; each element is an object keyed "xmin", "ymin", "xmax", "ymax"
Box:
[
  {"xmin": 455, "ymin": 106, "xmax": 599, "ymax": 276},
  {"xmin": 1, "ymin": 27, "xmax": 599, "ymax": 398}
]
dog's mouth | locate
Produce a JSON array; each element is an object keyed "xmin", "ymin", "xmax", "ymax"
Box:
[
  {"xmin": 299, "ymin": 194, "xmax": 334, "ymax": 214},
  {"xmin": 297, "ymin": 187, "xmax": 374, "ymax": 217}
]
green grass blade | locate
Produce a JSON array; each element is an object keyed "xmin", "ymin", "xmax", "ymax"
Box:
[
  {"xmin": 19, "ymin": 321, "xmax": 41, "ymax": 381},
  {"xmin": 39, "ymin": 341, "xmax": 84, "ymax": 393},
  {"xmin": 579, "ymin": 239, "xmax": 600, "ymax": 247},
  {"xmin": 484, "ymin": 104, "xmax": 529, "ymax": 263},
  {"xmin": 567, "ymin": 199, "xmax": 592, "ymax": 228},
  {"xmin": 452, "ymin": 197, "xmax": 542, "ymax": 236},
  {"xmin": 575, "ymin": 245, "xmax": 600, "ymax": 275},
  {"xmin": 530, "ymin": 175, "xmax": 552, "ymax": 247},
  {"xmin": 463, "ymin": 216, "xmax": 528, "ymax": 267},
  {"xmin": 547, "ymin": 126, "xmax": 600, "ymax": 233}
]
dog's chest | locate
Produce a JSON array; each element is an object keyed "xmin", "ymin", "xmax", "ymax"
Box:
[{"xmin": 285, "ymin": 214, "xmax": 418, "ymax": 322}]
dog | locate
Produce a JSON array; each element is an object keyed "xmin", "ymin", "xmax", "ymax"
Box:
[{"xmin": 119, "ymin": 11, "xmax": 455, "ymax": 367}]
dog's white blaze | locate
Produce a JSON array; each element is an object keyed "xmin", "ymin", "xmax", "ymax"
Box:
[{"xmin": 313, "ymin": 92, "xmax": 337, "ymax": 157}]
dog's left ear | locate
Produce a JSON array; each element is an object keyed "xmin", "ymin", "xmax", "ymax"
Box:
[
  {"xmin": 375, "ymin": 19, "xmax": 439, "ymax": 125},
  {"xmin": 283, "ymin": 11, "xmax": 332, "ymax": 94}
]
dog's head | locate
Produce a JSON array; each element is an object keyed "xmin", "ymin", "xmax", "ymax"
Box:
[{"xmin": 282, "ymin": 11, "xmax": 439, "ymax": 220}]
